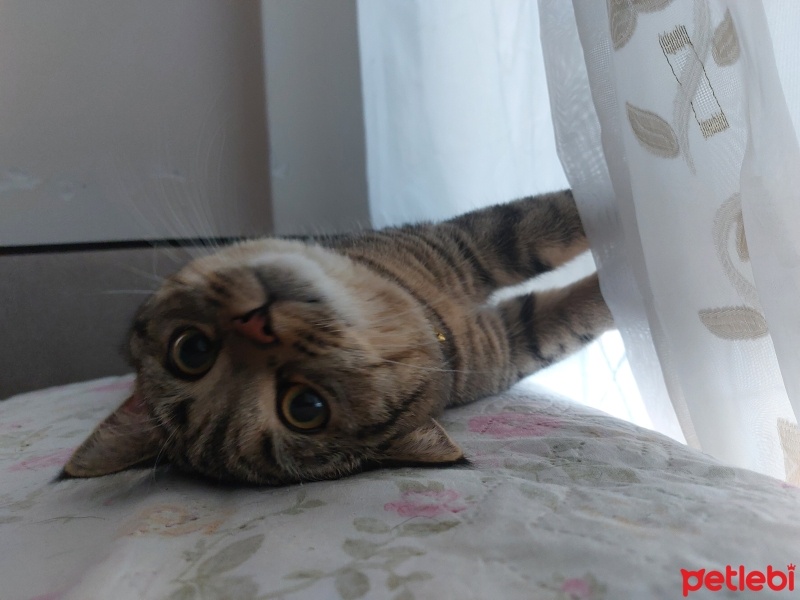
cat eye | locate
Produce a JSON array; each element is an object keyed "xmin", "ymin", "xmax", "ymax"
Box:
[
  {"xmin": 167, "ymin": 328, "xmax": 218, "ymax": 379},
  {"xmin": 279, "ymin": 384, "xmax": 330, "ymax": 432}
]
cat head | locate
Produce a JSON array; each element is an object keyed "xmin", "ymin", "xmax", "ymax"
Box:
[{"xmin": 64, "ymin": 239, "xmax": 464, "ymax": 485}]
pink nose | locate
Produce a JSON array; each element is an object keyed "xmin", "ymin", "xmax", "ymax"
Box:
[{"xmin": 232, "ymin": 308, "xmax": 277, "ymax": 344}]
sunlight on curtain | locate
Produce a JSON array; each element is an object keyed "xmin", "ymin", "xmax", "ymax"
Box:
[
  {"xmin": 541, "ymin": 0, "xmax": 800, "ymax": 480},
  {"xmin": 357, "ymin": 0, "xmax": 566, "ymax": 226},
  {"xmin": 357, "ymin": 0, "xmax": 649, "ymax": 430}
]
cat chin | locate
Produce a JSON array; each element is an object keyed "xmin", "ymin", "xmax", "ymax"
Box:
[{"xmin": 206, "ymin": 238, "xmax": 367, "ymax": 329}]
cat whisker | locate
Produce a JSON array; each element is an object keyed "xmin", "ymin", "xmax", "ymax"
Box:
[
  {"xmin": 128, "ymin": 419, "xmax": 176, "ymax": 434},
  {"xmin": 152, "ymin": 427, "xmax": 179, "ymax": 480},
  {"xmin": 121, "ymin": 264, "xmax": 167, "ymax": 285},
  {"xmin": 368, "ymin": 356, "xmax": 496, "ymax": 376}
]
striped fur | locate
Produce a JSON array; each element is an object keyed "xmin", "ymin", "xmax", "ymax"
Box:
[{"xmin": 65, "ymin": 190, "xmax": 613, "ymax": 485}]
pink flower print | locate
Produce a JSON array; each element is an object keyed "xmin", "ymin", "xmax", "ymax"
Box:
[
  {"xmin": 9, "ymin": 448, "xmax": 74, "ymax": 472},
  {"xmin": 384, "ymin": 489, "xmax": 467, "ymax": 518},
  {"xmin": 561, "ymin": 578, "xmax": 591, "ymax": 598},
  {"xmin": 468, "ymin": 413, "xmax": 560, "ymax": 438}
]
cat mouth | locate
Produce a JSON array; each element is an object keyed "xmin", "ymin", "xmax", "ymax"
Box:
[{"xmin": 233, "ymin": 304, "xmax": 277, "ymax": 345}]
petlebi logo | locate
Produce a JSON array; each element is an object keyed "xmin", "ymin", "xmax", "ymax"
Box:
[{"xmin": 681, "ymin": 564, "xmax": 795, "ymax": 596}]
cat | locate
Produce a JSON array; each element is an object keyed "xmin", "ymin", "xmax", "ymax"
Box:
[{"xmin": 64, "ymin": 190, "xmax": 613, "ymax": 485}]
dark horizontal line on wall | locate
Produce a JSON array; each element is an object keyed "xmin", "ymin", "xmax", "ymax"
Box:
[{"xmin": 0, "ymin": 238, "xmax": 242, "ymax": 256}]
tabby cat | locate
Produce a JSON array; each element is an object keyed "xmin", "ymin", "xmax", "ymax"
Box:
[{"xmin": 64, "ymin": 190, "xmax": 613, "ymax": 485}]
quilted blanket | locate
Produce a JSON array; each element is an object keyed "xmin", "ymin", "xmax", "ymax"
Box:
[{"xmin": 1, "ymin": 376, "xmax": 798, "ymax": 600}]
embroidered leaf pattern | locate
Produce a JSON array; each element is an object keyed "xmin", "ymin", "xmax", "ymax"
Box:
[
  {"xmin": 702, "ymin": 196, "xmax": 765, "ymax": 342},
  {"xmin": 335, "ymin": 568, "xmax": 370, "ymax": 600},
  {"xmin": 397, "ymin": 479, "xmax": 444, "ymax": 493},
  {"xmin": 712, "ymin": 9, "xmax": 740, "ymax": 67},
  {"xmin": 196, "ymin": 534, "xmax": 264, "ymax": 577},
  {"xmin": 166, "ymin": 585, "xmax": 195, "ymax": 600},
  {"xmin": 712, "ymin": 195, "xmax": 759, "ymax": 306},
  {"xmin": 379, "ymin": 546, "xmax": 426, "ymax": 561},
  {"xmin": 353, "ymin": 517, "xmax": 391, "ymax": 534},
  {"xmin": 206, "ymin": 576, "xmax": 259, "ymax": 600},
  {"xmin": 255, "ymin": 508, "xmax": 453, "ymax": 599},
  {"xmin": 633, "ymin": 0, "xmax": 673, "ymax": 12},
  {"xmin": 699, "ymin": 307, "xmax": 768, "ymax": 340},
  {"xmin": 284, "ymin": 569, "xmax": 325, "ymax": 580},
  {"xmin": 387, "ymin": 571, "xmax": 433, "ymax": 590},
  {"xmin": 342, "ymin": 538, "xmax": 383, "ymax": 560},
  {"xmin": 608, "ymin": 0, "xmax": 637, "ymax": 50},
  {"xmin": 626, "ymin": 103, "xmax": 680, "ymax": 158},
  {"xmin": 736, "ymin": 211, "xmax": 749, "ymax": 261},
  {"xmin": 610, "ymin": 0, "xmax": 674, "ymax": 50},
  {"xmin": 381, "ymin": 546, "xmax": 427, "ymax": 571},
  {"xmin": 276, "ymin": 490, "xmax": 327, "ymax": 515},
  {"xmin": 777, "ymin": 418, "xmax": 800, "ymax": 485},
  {"xmin": 398, "ymin": 521, "xmax": 460, "ymax": 537}
]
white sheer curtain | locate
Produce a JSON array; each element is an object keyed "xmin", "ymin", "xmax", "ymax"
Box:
[
  {"xmin": 539, "ymin": 0, "xmax": 800, "ymax": 480},
  {"xmin": 357, "ymin": 0, "xmax": 800, "ymax": 481},
  {"xmin": 357, "ymin": 0, "xmax": 566, "ymax": 226}
]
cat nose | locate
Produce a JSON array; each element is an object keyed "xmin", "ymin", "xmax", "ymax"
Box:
[{"xmin": 232, "ymin": 305, "xmax": 277, "ymax": 345}]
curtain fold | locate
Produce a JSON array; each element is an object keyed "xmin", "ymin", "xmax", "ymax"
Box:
[
  {"xmin": 541, "ymin": 0, "xmax": 800, "ymax": 479},
  {"xmin": 538, "ymin": 0, "xmax": 689, "ymax": 446}
]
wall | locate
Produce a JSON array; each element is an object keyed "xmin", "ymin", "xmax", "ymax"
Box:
[
  {"xmin": 0, "ymin": 247, "xmax": 186, "ymax": 397},
  {"xmin": 1, "ymin": 1, "xmax": 272, "ymax": 397},
  {"xmin": 261, "ymin": 0, "xmax": 371, "ymax": 235},
  {"xmin": 0, "ymin": 0, "xmax": 272, "ymax": 246}
]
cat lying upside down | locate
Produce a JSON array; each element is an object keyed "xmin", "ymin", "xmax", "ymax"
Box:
[{"xmin": 65, "ymin": 190, "xmax": 613, "ymax": 485}]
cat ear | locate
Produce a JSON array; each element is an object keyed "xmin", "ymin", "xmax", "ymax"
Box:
[
  {"xmin": 382, "ymin": 419, "xmax": 465, "ymax": 465},
  {"xmin": 63, "ymin": 390, "xmax": 165, "ymax": 478}
]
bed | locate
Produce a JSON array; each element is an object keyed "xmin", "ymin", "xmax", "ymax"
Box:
[{"xmin": 2, "ymin": 376, "xmax": 798, "ymax": 600}]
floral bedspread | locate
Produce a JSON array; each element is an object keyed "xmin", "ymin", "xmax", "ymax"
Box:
[{"xmin": 2, "ymin": 376, "xmax": 799, "ymax": 600}]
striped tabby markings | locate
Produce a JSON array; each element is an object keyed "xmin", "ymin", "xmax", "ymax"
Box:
[
  {"xmin": 356, "ymin": 383, "xmax": 427, "ymax": 441},
  {"xmin": 170, "ymin": 397, "xmax": 193, "ymax": 428},
  {"xmin": 132, "ymin": 318, "xmax": 149, "ymax": 339},
  {"xmin": 491, "ymin": 203, "xmax": 527, "ymax": 273},
  {"xmin": 347, "ymin": 255, "xmax": 458, "ymax": 372},
  {"xmin": 261, "ymin": 433, "xmax": 276, "ymax": 465},
  {"xmin": 208, "ymin": 272, "xmax": 235, "ymax": 299},
  {"xmin": 383, "ymin": 231, "xmax": 452, "ymax": 282},
  {"xmin": 442, "ymin": 225, "xmax": 498, "ymax": 290},
  {"xmin": 518, "ymin": 294, "xmax": 550, "ymax": 366},
  {"xmin": 200, "ymin": 413, "xmax": 231, "ymax": 471}
]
